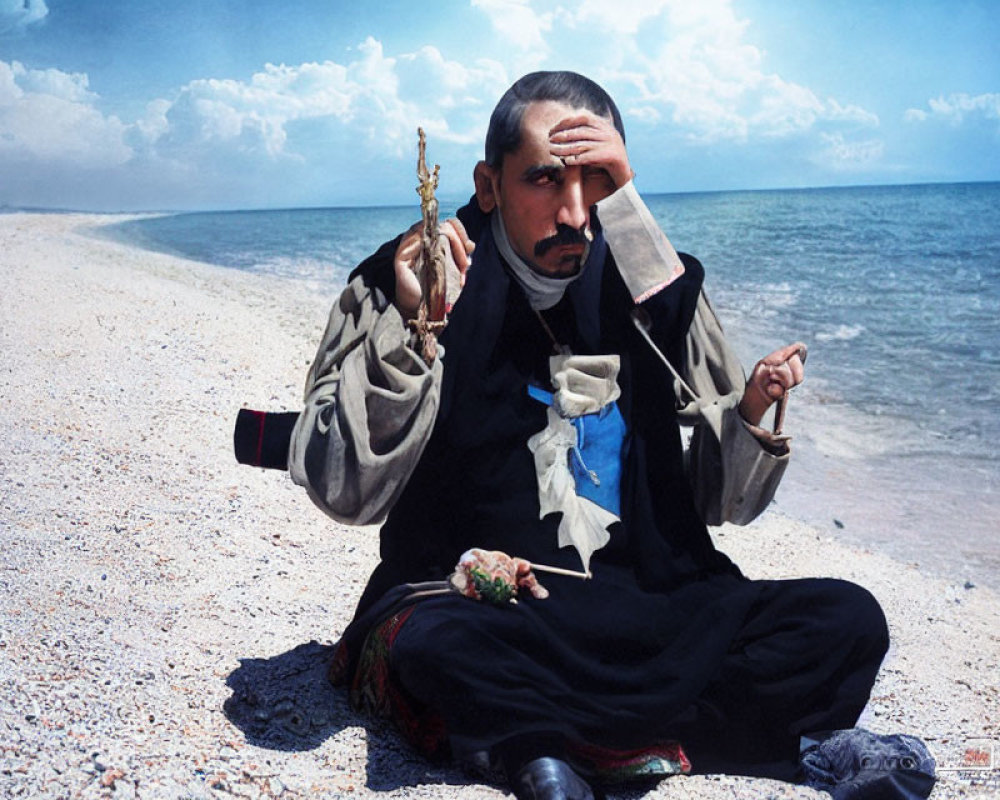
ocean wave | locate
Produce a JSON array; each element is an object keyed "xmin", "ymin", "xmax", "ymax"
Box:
[{"xmin": 815, "ymin": 324, "xmax": 865, "ymax": 342}]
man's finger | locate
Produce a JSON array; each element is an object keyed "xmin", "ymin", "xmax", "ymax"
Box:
[
  {"xmin": 440, "ymin": 226, "xmax": 468, "ymax": 273},
  {"xmin": 549, "ymin": 135, "xmax": 603, "ymax": 150},
  {"xmin": 762, "ymin": 341, "xmax": 808, "ymax": 367},
  {"xmin": 549, "ymin": 114, "xmax": 603, "ymax": 136},
  {"xmin": 393, "ymin": 226, "xmax": 427, "ymax": 318},
  {"xmin": 444, "ymin": 217, "xmax": 475, "ymax": 254},
  {"xmin": 750, "ymin": 360, "xmax": 794, "ymax": 395},
  {"xmin": 765, "ymin": 366, "xmax": 794, "ymax": 397},
  {"xmin": 549, "ymin": 112, "xmax": 619, "ymax": 135},
  {"xmin": 549, "ymin": 144, "xmax": 616, "ymax": 166},
  {"xmin": 441, "ymin": 219, "xmax": 474, "ymax": 273},
  {"xmin": 395, "ymin": 232, "xmax": 422, "ymax": 268},
  {"xmin": 788, "ymin": 356, "xmax": 805, "ymax": 386}
]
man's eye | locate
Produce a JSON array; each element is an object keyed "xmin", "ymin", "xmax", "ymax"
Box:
[
  {"xmin": 524, "ymin": 166, "xmax": 563, "ymax": 186},
  {"xmin": 532, "ymin": 170, "xmax": 560, "ymax": 186}
]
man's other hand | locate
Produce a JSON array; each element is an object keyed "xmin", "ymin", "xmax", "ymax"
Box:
[
  {"xmin": 739, "ymin": 342, "xmax": 808, "ymax": 426},
  {"xmin": 394, "ymin": 217, "xmax": 475, "ymax": 320},
  {"xmin": 450, "ymin": 548, "xmax": 549, "ymax": 604},
  {"xmin": 548, "ymin": 112, "xmax": 635, "ymax": 191}
]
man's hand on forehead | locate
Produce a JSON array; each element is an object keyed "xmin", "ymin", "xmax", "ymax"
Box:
[{"xmin": 548, "ymin": 112, "xmax": 634, "ymax": 190}]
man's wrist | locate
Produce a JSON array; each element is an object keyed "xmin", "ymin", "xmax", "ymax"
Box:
[{"xmin": 738, "ymin": 387, "xmax": 769, "ymax": 427}]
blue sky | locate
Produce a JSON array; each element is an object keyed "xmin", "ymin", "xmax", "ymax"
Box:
[{"xmin": 1, "ymin": 0, "xmax": 997, "ymax": 211}]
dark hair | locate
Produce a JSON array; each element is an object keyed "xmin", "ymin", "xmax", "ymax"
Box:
[{"xmin": 484, "ymin": 71, "xmax": 625, "ymax": 168}]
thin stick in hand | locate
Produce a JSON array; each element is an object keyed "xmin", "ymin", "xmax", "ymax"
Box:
[
  {"xmin": 529, "ymin": 562, "xmax": 592, "ymax": 580},
  {"xmin": 773, "ymin": 392, "xmax": 788, "ymax": 436}
]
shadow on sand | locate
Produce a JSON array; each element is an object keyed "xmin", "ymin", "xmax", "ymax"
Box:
[
  {"xmin": 222, "ymin": 641, "xmax": 665, "ymax": 798},
  {"xmin": 221, "ymin": 640, "xmax": 490, "ymax": 793}
]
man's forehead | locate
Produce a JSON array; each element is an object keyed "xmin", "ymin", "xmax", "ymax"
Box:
[
  {"xmin": 502, "ymin": 101, "xmax": 597, "ymax": 169},
  {"xmin": 520, "ymin": 100, "xmax": 587, "ymax": 135}
]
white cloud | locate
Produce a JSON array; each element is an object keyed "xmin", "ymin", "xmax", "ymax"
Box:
[
  {"xmin": 567, "ymin": 0, "xmax": 671, "ymax": 35},
  {"xmin": 492, "ymin": 0, "xmax": 879, "ymax": 146},
  {"xmin": 127, "ymin": 0, "xmax": 873, "ymax": 181},
  {"xmin": 0, "ymin": 60, "xmax": 131, "ymax": 167},
  {"xmin": 905, "ymin": 92, "xmax": 1000, "ymax": 126},
  {"xmin": 150, "ymin": 51, "xmax": 378, "ymax": 164},
  {"xmin": 2, "ymin": 33, "xmax": 510, "ymax": 209},
  {"xmin": 134, "ymin": 98, "xmax": 171, "ymax": 143},
  {"xmin": 150, "ymin": 37, "xmax": 506, "ymax": 166},
  {"xmin": 13, "ymin": 62, "xmax": 95, "ymax": 103},
  {"xmin": 0, "ymin": 60, "xmax": 21, "ymax": 105},
  {"xmin": 749, "ymin": 75, "xmax": 825, "ymax": 138},
  {"xmin": 625, "ymin": 104, "xmax": 662, "ymax": 123},
  {"xmin": 825, "ymin": 98, "xmax": 880, "ymax": 127},
  {"xmin": 817, "ymin": 132, "xmax": 884, "ymax": 170},
  {"xmin": 0, "ymin": 0, "xmax": 47, "ymax": 33},
  {"xmin": 0, "ymin": 1, "xmax": 899, "ymax": 208},
  {"xmin": 395, "ymin": 46, "xmax": 509, "ymax": 143},
  {"xmin": 471, "ymin": 0, "xmax": 553, "ymax": 54}
]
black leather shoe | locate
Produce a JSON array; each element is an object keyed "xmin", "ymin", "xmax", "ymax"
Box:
[{"xmin": 510, "ymin": 757, "xmax": 596, "ymax": 800}]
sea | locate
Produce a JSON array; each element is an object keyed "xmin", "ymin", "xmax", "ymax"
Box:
[{"xmin": 103, "ymin": 182, "xmax": 1000, "ymax": 590}]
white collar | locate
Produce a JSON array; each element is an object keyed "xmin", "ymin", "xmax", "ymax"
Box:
[{"xmin": 491, "ymin": 211, "xmax": 589, "ymax": 311}]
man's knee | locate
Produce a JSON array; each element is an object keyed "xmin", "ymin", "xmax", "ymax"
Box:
[
  {"xmin": 391, "ymin": 606, "xmax": 471, "ymax": 674},
  {"xmin": 388, "ymin": 601, "xmax": 501, "ymax": 693},
  {"xmin": 816, "ymin": 578, "xmax": 889, "ymax": 662}
]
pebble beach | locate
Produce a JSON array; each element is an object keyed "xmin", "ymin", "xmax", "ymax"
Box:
[{"xmin": 1, "ymin": 212, "xmax": 998, "ymax": 799}]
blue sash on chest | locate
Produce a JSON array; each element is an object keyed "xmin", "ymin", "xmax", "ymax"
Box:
[{"xmin": 527, "ymin": 385, "xmax": 627, "ymax": 517}]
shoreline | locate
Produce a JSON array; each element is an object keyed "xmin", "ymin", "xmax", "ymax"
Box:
[
  {"xmin": 1, "ymin": 212, "xmax": 997, "ymax": 798},
  {"xmin": 98, "ymin": 203, "xmax": 1000, "ymax": 595}
]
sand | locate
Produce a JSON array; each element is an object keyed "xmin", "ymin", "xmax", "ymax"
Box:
[{"xmin": 0, "ymin": 212, "xmax": 997, "ymax": 799}]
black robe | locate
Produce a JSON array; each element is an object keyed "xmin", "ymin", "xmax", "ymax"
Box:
[{"xmin": 331, "ymin": 205, "xmax": 887, "ymax": 780}]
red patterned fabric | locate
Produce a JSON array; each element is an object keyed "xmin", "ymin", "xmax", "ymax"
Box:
[
  {"xmin": 569, "ymin": 739, "xmax": 691, "ymax": 781},
  {"xmin": 347, "ymin": 607, "xmax": 450, "ymax": 761}
]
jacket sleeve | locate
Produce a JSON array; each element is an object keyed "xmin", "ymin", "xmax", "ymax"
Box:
[
  {"xmin": 679, "ymin": 291, "xmax": 790, "ymax": 526},
  {"xmin": 597, "ymin": 181, "xmax": 790, "ymax": 527},
  {"xmin": 288, "ymin": 273, "xmax": 442, "ymax": 526}
]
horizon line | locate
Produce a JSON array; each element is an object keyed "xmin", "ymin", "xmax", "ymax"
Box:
[{"xmin": 3, "ymin": 178, "xmax": 997, "ymax": 217}]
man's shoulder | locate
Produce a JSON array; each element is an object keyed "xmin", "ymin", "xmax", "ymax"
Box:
[
  {"xmin": 627, "ymin": 251, "xmax": 704, "ymax": 344},
  {"xmin": 646, "ymin": 250, "xmax": 705, "ymax": 306},
  {"xmin": 676, "ymin": 251, "xmax": 705, "ymax": 289}
]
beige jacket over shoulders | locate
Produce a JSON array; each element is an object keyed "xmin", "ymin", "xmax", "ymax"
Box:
[
  {"xmin": 288, "ymin": 277, "xmax": 442, "ymax": 525},
  {"xmin": 680, "ymin": 292, "xmax": 789, "ymax": 525},
  {"xmin": 290, "ymin": 184, "xmax": 790, "ymax": 528}
]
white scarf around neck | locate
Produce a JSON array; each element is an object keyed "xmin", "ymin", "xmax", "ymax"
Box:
[{"xmin": 491, "ymin": 211, "xmax": 589, "ymax": 311}]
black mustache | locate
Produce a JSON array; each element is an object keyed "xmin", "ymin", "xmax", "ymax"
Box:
[{"xmin": 534, "ymin": 224, "xmax": 590, "ymax": 257}]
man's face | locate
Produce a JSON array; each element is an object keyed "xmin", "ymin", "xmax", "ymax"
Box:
[{"xmin": 482, "ymin": 100, "xmax": 618, "ymax": 276}]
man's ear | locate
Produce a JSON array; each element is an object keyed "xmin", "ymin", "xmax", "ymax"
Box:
[{"xmin": 473, "ymin": 161, "xmax": 499, "ymax": 213}]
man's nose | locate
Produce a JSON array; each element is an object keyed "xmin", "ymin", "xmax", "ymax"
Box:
[{"xmin": 556, "ymin": 173, "xmax": 589, "ymax": 230}]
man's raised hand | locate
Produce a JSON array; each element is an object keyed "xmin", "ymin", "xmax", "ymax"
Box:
[
  {"xmin": 449, "ymin": 548, "xmax": 550, "ymax": 605},
  {"xmin": 548, "ymin": 112, "xmax": 635, "ymax": 190},
  {"xmin": 739, "ymin": 342, "xmax": 808, "ymax": 427},
  {"xmin": 394, "ymin": 217, "xmax": 475, "ymax": 321}
]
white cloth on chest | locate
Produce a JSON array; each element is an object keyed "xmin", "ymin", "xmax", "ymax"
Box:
[{"xmin": 527, "ymin": 354, "xmax": 623, "ymax": 573}]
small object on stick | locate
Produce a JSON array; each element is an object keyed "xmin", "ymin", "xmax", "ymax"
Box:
[
  {"xmin": 449, "ymin": 549, "xmax": 572, "ymax": 605},
  {"xmin": 409, "ymin": 127, "xmax": 448, "ymax": 365}
]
